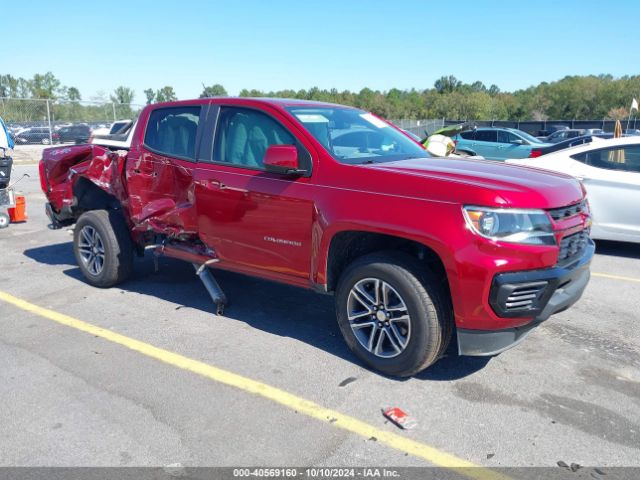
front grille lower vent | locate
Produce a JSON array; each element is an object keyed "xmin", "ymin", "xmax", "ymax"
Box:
[{"xmin": 504, "ymin": 281, "xmax": 549, "ymax": 312}]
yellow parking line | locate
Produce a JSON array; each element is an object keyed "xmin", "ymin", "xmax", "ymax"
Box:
[
  {"xmin": 0, "ymin": 290, "xmax": 508, "ymax": 480},
  {"xmin": 592, "ymin": 272, "xmax": 640, "ymax": 283}
]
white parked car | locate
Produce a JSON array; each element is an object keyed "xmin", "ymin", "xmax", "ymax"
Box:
[
  {"xmin": 507, "ymin": 137, "xmax": 640, "ymax": 243},
  {"xmin": 90, "ymin": 120, "xmax": 135, "ymax": 150}
]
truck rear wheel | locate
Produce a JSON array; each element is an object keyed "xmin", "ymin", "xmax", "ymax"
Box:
[
  {"xmin": 73, "ymin": 209, "xmax": 133, "ymax": 288},
  {"xmin": 335, "ymin": 252, "xmax": 451, "ymax": 377}
]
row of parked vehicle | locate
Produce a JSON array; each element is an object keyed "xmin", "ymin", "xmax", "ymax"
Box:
[
  {"xmin": 423, "ymin": 124, "xmax": 638, "ymax": 244},
  {"xmin": 6, "ymin": 120, "xmax": 131, "ymax": 145},
  {"xmin": 448, "ymin": 126, "xmax": 639, "ymax": 161},
  {"xmin": 538, "ymin": 124, "xmax": 640, "ymax": 140}
]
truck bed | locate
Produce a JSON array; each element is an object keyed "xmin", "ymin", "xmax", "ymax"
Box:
[
  {"xmin": 41, "ymin": 143, "xmax": 197, "ymax": 240},
  {"xmin": 41, "ymin": 144, "xmax": 129, "ymax": 223}
]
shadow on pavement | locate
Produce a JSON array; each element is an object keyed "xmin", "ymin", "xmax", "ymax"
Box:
[
  {"xmin": 24, "ymin": 241, "xmax": 77, "ymax": 266},
  {"xmin": 24, "ymin": 242, "xmax": 490, "ymax": 381},
  {"xmin": 416, "ymin": 345, "xmax": 493, "ymax": 381},
  {"xmin": 594, "ymin": 240, "xmax": 640, "ymax": 259}
]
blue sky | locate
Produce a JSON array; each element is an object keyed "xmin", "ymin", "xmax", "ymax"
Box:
[{"xmin": 5, "ymin": 0, "xmax": 640, "ymax": 103}]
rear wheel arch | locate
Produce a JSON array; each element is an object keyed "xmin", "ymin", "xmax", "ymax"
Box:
[
  {"xmin": 70, "ymin": 177, "xmax": 141, "ymax": 251},
  {"xmin": 73, "ymin": 177, "xmax": 124, "ymax": 214}
]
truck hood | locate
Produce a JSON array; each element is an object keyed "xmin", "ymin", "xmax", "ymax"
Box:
[{"xmin": 368, "ymin": 157, "xmax": 584, "ymax": 209}]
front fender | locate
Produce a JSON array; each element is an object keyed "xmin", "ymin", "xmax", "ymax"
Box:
[{"xmin": 312, "ymin": 196, "xmax": 465, "ymax": 305}]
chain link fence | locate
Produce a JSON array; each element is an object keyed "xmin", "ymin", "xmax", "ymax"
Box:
[
  {"xmin": 443, "ymin": 118, "xmax": 639, "ymax": 136},
  {"xmin": 389, "ymin": 119, "xmax": 445, "ymax": 138},
  {"xmin": 0, "ymin": 97, "xmax": 143, "ymax": 146}
]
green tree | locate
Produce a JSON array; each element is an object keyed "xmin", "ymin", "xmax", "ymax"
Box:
[
  {"xmin": 0, "ymin": 74, "xmax": 20, "ymax": 97},
  {"xmin": 355, "ymin": 87, "xmax": 376, "ymax": 110},
  {"xmin": 434, "ymin": 75, "xmax": 462, "ymax": 94},
  {"xmin": 66, "ymin": 87, "xmax": 81, "ymax": 102},
  {"xmin": 29, "ymin": 71, "xmax": 61, "ymax": 99},
  {"xmin": 111, "ymin": 86, "xmax": 135, "ymax": 105},
  {"xmin": 16, "ymin": 78, "xmax": 30, "ymax": 98},
  {"xmin": 470, "ymin": 81, "xmax": 487, "ymax": 93},
  {"xmin": 144, "ymin": 88, "xmax": 156, "ymax": 105},
  {"xmin": 4, "ymin": 70, "xmax": 640, "ymax": 123},
  {"xmin": 155, "ymin": 86, "xmax": 177, "ymax": 103},
  {"xmin": 109, "ymin": 86, "xmax": 136, "ymax": 119},
  {"xmin": 199, "ymin": 84, "xmax": 227, "ymax": 98}
]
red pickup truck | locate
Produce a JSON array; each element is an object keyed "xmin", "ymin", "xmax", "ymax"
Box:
[{"xmin": 40, "ymin": 98, "xmax": 594, "ymax": 376}]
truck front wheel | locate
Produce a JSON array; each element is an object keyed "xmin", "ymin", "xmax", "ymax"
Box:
[
  {"xmin": 335, "ymin": 252, "xmax": 451, "ymax": 377},
  {"xmin": 73, "ymin": 210, "xmax": 133, "ymax": 288}
]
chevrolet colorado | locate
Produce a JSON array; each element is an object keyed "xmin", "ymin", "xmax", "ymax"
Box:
[{"xmin": 40, "ymin": 98, "xmax": 594, "ymax": 376}]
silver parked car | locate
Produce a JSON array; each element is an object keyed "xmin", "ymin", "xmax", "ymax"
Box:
[{"xmin": 507, "ymin": 137, "xmax": 640, "ymax": 243}]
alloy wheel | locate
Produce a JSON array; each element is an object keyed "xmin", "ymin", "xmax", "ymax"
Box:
[
  {"xmin": 347, "ymin": 278, "xmax": 411, "ymax": 358},
  {"xmin": 77, "ymin": 225, "xmax": 105, "ymax": 276}
]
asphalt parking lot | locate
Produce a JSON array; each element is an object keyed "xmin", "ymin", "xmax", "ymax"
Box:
[{"xmin": 1, "ymin": 165, "xmax": 639, "ymax": 472}]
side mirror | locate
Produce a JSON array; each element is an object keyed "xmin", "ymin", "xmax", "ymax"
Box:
[
  {"xmin": 263, "ymin": 145, "xmax": 305, "ymax": 176},
  {"xmin": 511, "ymin": 139, "xmax": 525, "ymax": 145}
]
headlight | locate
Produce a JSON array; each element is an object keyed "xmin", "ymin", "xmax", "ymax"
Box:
[{"xmin": 462, "ymin": 206, "xmax": 555, "ymax": 245}]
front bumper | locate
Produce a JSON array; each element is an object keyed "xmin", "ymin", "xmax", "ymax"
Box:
[{"xmin": 458, "ymin": 238, "xmax": 594, "ymax": 356}]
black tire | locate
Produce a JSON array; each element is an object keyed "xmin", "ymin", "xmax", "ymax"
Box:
[
  {"xmin": 0, "ymin": 212, "xmax": 9, "ymax": 229},
  {"xmin": 335, "ymin": 252, "xmax": 452, "ymax": 377},
  {"xmin": 73, "ymin": 209, "xmax": 133, "ymax": 288}
]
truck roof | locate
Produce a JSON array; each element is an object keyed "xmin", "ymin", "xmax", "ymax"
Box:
[{"xmin": 151, "ymin": 97, "xmax": 351, "ymax": 110}]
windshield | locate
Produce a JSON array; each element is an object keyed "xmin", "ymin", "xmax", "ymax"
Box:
[
  {"xmin": 287, "ymin": 106, "xmax": 428, "ymax": 164},
  {"xmin": 516, "ymin": 130, "xmax": 545, "ymax": 144}
]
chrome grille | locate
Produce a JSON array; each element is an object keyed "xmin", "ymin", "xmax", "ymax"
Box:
[
  {"xmin": 558, "ymin": 230, "xmax": 589, "ymax": 265},
  {"xmin": 547, "ymin": 201, "xmax": 585, "ymax": 221},
  {"xmin": 504, "ymin": 281, "xmax": 548, "ymax": 311}
]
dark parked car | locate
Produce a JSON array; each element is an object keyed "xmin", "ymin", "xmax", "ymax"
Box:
[
  {"xmin": 539, "ymin": 129, "xmax": 587, "ymax": 143},
  {"xmin": 537, "ymin": 124, "xmax": 569, "ymax": 137},
  {"xmin": 57, "ymin": 124, "xmax": 91, "ymax": 144},
  {"xmin": 14, "ymin": 127, "xmax": 60, "ymax": 145}
]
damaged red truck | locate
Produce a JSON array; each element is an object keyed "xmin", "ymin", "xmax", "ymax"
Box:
[{"xmin": 40, "ymin": 98, "xmax": 594, "ymax": 376}]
